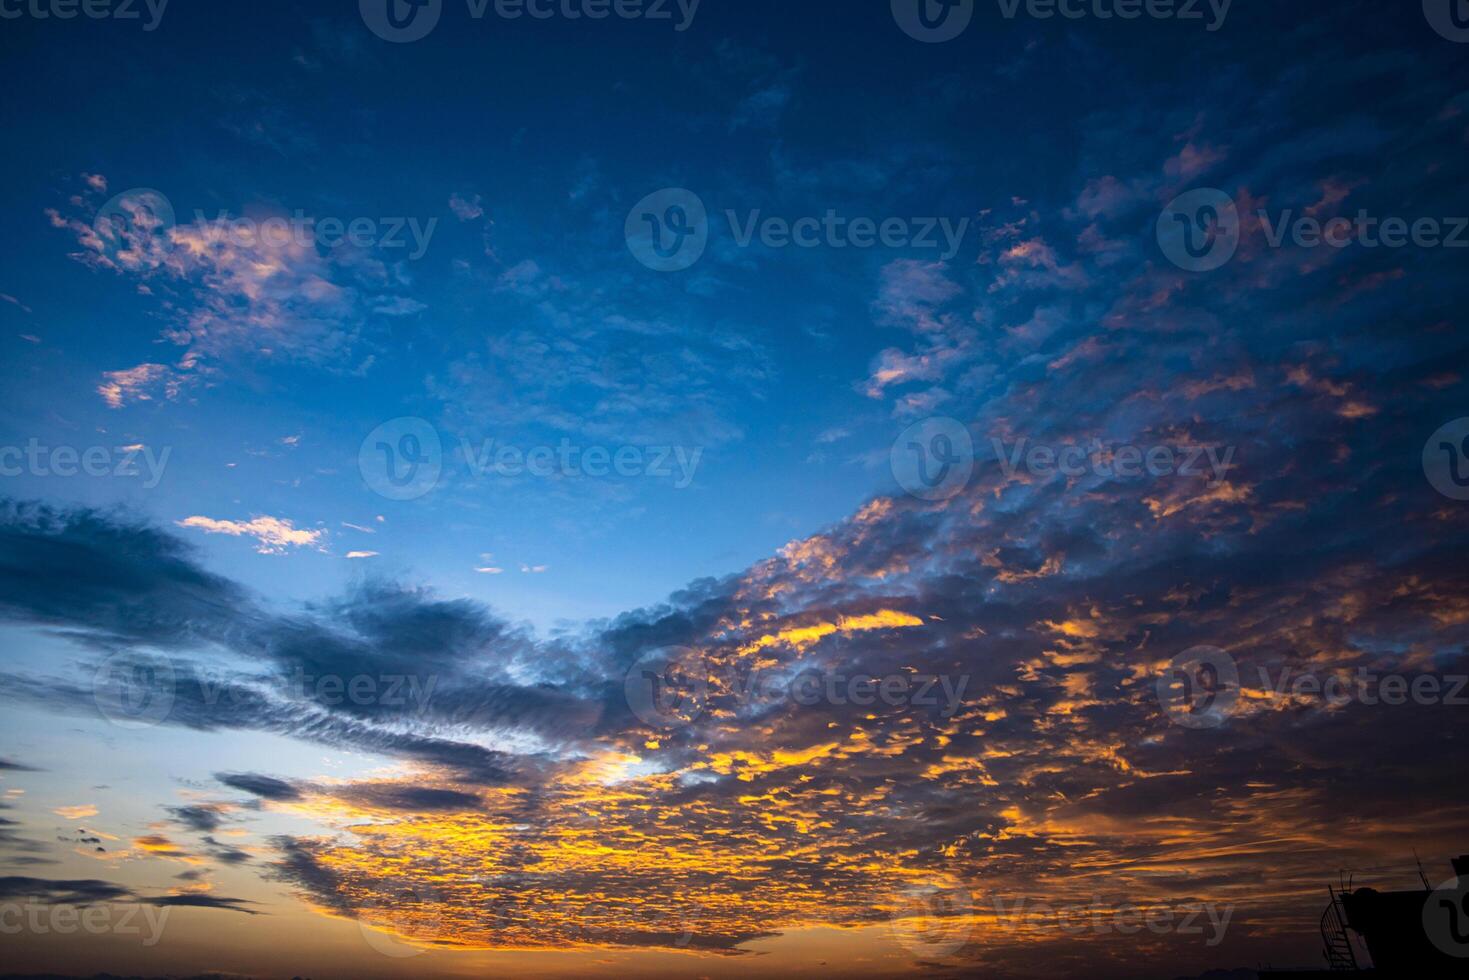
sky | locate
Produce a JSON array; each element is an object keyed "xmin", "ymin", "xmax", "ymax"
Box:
[{"xmin": 1, "ymin": 0, "xmax": 1468, "ymax": 977}]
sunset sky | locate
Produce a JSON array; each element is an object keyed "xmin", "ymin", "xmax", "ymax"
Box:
[{"xmin": 2, "ymin": 1, "xmax": 1468, "ymax": 977}]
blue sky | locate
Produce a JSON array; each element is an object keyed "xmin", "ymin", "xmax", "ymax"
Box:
[
  {"xmin": 2, "ymin": 0, "xmax": 1077, "ymax": 628},
  {"xmin": 2, "ymin": 1, "xmax": 1469, "ymax": 977},
  {"xmin": 2, "ymin": 0, "xmax": 1456, "ymax": 634}
]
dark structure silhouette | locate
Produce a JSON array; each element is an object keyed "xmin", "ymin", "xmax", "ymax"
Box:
[{"xmin": 1264, "ymin": 854, "xmax": 1468, "ymax": 978}]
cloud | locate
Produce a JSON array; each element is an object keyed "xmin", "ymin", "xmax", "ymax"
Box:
[
  {"xmin": 0, "ymin": 503, "xmax": 579, "ymax": 780},
  {"xmin": 200, "ymin": 835, "xmax": 252, "ymax": 865},
  {"xmin": 371, "ymin": 296, "xmax": 427, "ymax": 316},
  {"xmin": 215, "ymin": 773, "xmax": 303, "ymax": 802},
  {"xmin": 176, "ymin": 515, "xmax": 324, "ymax": 555},
  {"xmin": 2, "ymin": 294, "xmax": 35, "ymax": 315},
  {"xmin": 0, "ymin": 876, "xmax": 133, "ymax": 905},
  {"xmin": 328, "ymin": 784, "xmax": 482, "ymax": 813},
  {"xmin": 430, "ymin": 256, "xmax": 767, "ymax": 449},
  {"xmin": 133, "ymin": 834, "xmax": 192, "ymax": 860},
  {"xmin": 0, "ymin": 500, "xmax": 247, "ymax": 651},
  {"xmin": 167, "ymin": 804, "xmax": 231, "ymax": 833},
  {"xmin": 730, "ymin": 83, "xmax": 792, "ymax": 132},
  {"xmin": 48, "ymin": 180, "xmax": 423, "ymax": 407},
  {"xmin": 142, "ymin": 892, "xmax": 260, "ymax": 914},
  {"xmin": 449, "ymin": 192, "xmax": 484, "ymax": 221},
  {"xmin": 97, "ymin": 362, "xmax": 177, "ymax": 409},
  {"xmin": 53, "ymin": 805, "xmax": 98, "ymax": 820}
]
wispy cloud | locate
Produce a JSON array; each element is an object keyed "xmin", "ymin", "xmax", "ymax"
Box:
[{"xmin": 176, "ymin": 515, "xmax": 324, "ymax": 554}]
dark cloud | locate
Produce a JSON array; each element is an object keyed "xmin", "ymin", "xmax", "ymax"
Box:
[
  {"xmin": 329, "ymin": 784, "xmax": 481, "ymax": 812},
  {"xmin": 168, "ymin": 804, "xmax": 227, "ymax": 833},
  {"xmin": 0, "ymin": 500, "xmax": 249, "ymax": 652},
  {"xmin": 263, "ymin": 836, "xmax": 350, "ymax": 917},
  {"xmin": 201, "ymin": 835, "xmax": 252, "ymax": 865},
  {"xmin": 0, "ymin": 501, "xmax": 588, "ymax": 781},
  {"xmin": 0, "ymin": 875, "xmax": 260, "ymax": 919},
  {"xmin": 142, "ymin": 893, "xmax": 261, "ymax": 915},
  {"xmin": 0, "ymin": 876, "xmax": 133, "ymax": 905},
  {"xmin": 214, "ymin": 772, "xmax": 302, "ymax": 802},
  {"xmin": 0, "ymin": 817, "xmax": 53, "ymax": 856}
]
